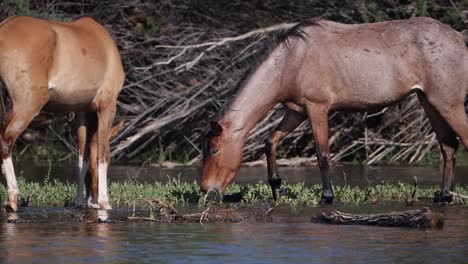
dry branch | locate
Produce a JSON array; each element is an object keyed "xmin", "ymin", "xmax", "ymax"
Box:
[
  {"xmin": 449, "ymin": 191, "xmax": 468, "ymax": 200},
  {"xmin": 2, "ymin": 0, "xmax": 465, "ymax": 165}
]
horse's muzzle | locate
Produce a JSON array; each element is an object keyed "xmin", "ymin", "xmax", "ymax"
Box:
[{"xmin": 204, "ymin": 188, "xmax": 223, "ymax": 203}]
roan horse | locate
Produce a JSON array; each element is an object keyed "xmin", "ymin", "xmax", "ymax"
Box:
[
  {"xmin": 0, "ymin": 16, "xmax": 124, "ymax": 211},
  {"xmin": 201, "ymin": 17, "xmax": 467, "ymax": 204}
]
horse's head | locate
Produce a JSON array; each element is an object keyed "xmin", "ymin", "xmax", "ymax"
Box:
[{"xmin": 200, "ymin": 121, "xmax": 243, "ymax": 201}]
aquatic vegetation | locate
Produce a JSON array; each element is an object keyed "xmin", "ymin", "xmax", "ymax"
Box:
[{"xmin": 0, "ymin": 177, "xmax": 466, "ymax": 208}]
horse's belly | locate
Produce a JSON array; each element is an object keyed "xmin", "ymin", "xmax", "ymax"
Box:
[
  {"xmin": 45, "ymin": 25, "xmax": 106, "ymax": 112},
  {"xmin": 331, "ymin": 86, "xmax": 412, "ymax": 112},
  {"xmin": 45, "ymin": 82, "xmax": 99, "ymax": 112},
  {"xmin": 329, "ymin": 60, "xmax": 417, "ymax": 111}
]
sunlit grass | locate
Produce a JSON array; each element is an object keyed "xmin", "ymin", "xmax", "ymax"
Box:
[{"xmin": 0, "ymin": 177, "xmax": 466, "ymax": 208}]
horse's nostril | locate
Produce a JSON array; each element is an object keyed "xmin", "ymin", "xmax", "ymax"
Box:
[
  {"xmin": 200, "ymin": 186, "xmax": 207, "ymax": 193},
  {"xmin": 206, "ymin": 188, "xmax": 222, "ymax": 203}
]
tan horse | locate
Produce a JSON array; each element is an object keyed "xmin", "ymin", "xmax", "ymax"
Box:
[
  {"xmin": 201, "ymin": 17, "xmax": 467, "ymax": 204},
  {"xmin": 0, "ymin": 16, "xmax": 124, "ymax": 211}
]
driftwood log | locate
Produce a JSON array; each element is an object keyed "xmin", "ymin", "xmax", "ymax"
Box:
[{"xmin": 315, "ymin": 207, "xmax": 443, "ymax": 229}]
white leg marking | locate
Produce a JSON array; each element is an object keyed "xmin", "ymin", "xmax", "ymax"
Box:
[
  {"xmin": 410, "ymin": 85, "xmax": 424, "ymax": 91},
  {"xmin": 97, "ymin": 209, "xmax": 109, "ymax": 221},
  {"xmin": 75, "ymin": 154, "xmax": 89, "ymax": 205},
  {"xmin": 2, "ymin": 157, "xmax": 18, "ymax": 197},
  {"xmin": 98, "ymin": 162, "xmax": 111, "ymax": 210},
  {"xmin": 87, "ymin": 196, "xmax": 100, "ymax": 209}
]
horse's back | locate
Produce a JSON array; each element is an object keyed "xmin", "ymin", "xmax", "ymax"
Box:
[
  {"xmin": 47, "ymin": 17, "xmax": 124, "ymax": 111},
  {"xmin": 294, "ymin": 17, "xmax": 467, "ymax": 110},
  {"xmin": 0, "ymin": 16, "xmax": 124, "ymax": 111}
]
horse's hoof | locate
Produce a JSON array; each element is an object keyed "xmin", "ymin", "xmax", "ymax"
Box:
[
  {"xmin": 268, "ymin": 178, "xmax": 282, "ymax": 201},
  {"xmin": 99, "ymin": 201, "xmax": 112, "ymax": 210},
  {"xmin": 278, "ymin": 188, "xmax": 291, "ymax": 196},
  {"xmin": 320, "ymin": 192, "xmax": 334, "ymax": 205},
  {"xmin": 3, "ymin": 201, "xmax": 18, "ymax": 212},
  {"xmin": 74, "ymin": 196, "xmax": 86, "ymax": 207},
  {"xmin": 87, "ymin": 198, "xmax": 100, "ymax": 209},
  {"xmin": 319, "ymin": 197, "xmax": 333, "ymax": 205},
  {"xmin": 433, "ymin": 190, "xmax": 453, "ymax": 204}
]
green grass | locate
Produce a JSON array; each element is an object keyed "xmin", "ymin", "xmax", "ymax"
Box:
[
  {"xmin": 4, "ymin": 0, "xmax": 69, "ymax": 21},
  {"xmin": 0, "ymin": 177, "xmax": 466, "ymax": 208},
  {"xmin": 422, "ymin": 148, "xmax": 468, "ymax": 166}
]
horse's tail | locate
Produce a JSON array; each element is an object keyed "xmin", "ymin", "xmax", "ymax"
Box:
[
  {"xmin": 463, "ymin": 30, "xmax": 468, "ymax": 48},
  {"xmin": 0, "ymin": 79, "xmax": 7, "ymax": 127},
  {"xmin": 0, "ymin": 16, "xmax": 16, "ymax": 127}
]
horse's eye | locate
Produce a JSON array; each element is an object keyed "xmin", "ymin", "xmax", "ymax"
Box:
[{"xmin": 211, "ymin": 148, "xmax": 219, "ymax": 155}]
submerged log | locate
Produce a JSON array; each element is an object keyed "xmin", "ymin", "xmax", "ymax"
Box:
[{"xmin": 315, "ymin": 207, "xmax": 443, "ymax": 229}]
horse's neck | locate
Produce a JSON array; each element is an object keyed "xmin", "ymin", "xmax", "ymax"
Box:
[{"xmin": 221, "ymin": 48, "xmax": 285, "ymax": 139}]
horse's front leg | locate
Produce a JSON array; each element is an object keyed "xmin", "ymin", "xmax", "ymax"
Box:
[
  {"xmin": 306, "ymin": 103, "xmax": 333, "ymax": 204},
  {"xmin": 265, "ymin": 109, "xmax": 306, "ymax": 200}
]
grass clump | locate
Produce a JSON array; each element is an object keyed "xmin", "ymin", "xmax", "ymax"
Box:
[{"xmin": 0, "ymin": 178, "xmax": 466, "ymax": 208}]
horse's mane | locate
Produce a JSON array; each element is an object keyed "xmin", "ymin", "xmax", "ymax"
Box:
[
  {"xmin": 213, "ymin": 41, "xmax": 273, "ymax": 122},
  {"xmin": 276, "ymin": 18, "xmax": 321, "ymax": 48},
  {"xmin": 204, "ymin": 18, "xmax": 321, "ymax": 158},
  {"xmin": 213, "ymin": 18, "xmax": 320, "ymax": 123},
  {"xmin": 462, "ymin": 30, "xmax": 468, "ymax": 48}
]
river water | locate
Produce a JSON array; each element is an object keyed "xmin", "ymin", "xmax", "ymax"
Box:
[
  {"xmin": 0, "ymin": 204, "xmax": 466, "ymax": 263},
  {"xmin": 16, "ymin": 163, "xmax": 468, "ymax": 187},
  {"xmin": 0, "ymin": 164, "xmax": 467, "ymax": 263}
]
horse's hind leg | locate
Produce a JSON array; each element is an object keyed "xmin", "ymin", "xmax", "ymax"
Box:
[
  {"xmin": 75, "ymin": 113, "xmax": 89, "ymax": 206},
  {"xmin": 265, "ymin": 109, "xmax": 306, "ymax": 200},
  {"xmin": 305, "ymin": 103, "xmax": 333, "ymax": 204},
  {"xmin": 418, "ymin": 93, "xmax": 460, "ymax": 203},
  {"xmin": 440, "ymin": 105, "xmax": 468, "ymax": 150},
  {"xmin": 76, "ymin": 112, "xmax": 99, "ymax": 207},
  {"xmin": 86, "ymin": 116, "xmax": 123, "ymax": 208},
  {"xmin": 96, "ymin": 101, "xmax": 117, "ymax": 210},
  {"xmin": 82, "ymin": 113, "xmax": 99, "ymax": 208},
  {"xmin": 425, "ymin": 89, "xmax": 468, "ymax": 150},
  {"xmin": 1, "ymin": 86, "xmax": 49, "ymax": 212}
]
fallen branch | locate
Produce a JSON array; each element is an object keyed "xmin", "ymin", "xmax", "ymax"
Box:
[
  {"xmin": 449, "ymin": 191, "xmax": 468, "ymax": 200},
  {"xmin": 315, "ymin": 207, "xmax": 443, "ymax": 229}
]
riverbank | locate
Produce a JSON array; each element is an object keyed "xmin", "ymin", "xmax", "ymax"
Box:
[{"xmin": 1, "ymin": 177, "xmax": 466, "ymax": 208}]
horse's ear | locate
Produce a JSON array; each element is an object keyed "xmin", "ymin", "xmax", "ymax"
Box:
[{"xmin": 210, "ymin": 121, "xmax": 223, "ymax": 136}]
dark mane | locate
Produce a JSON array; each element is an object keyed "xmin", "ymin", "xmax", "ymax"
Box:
[
  {"xmin": 276, "ymin": 18, "xmax": 321, "ymax": 48},
  {"xmin": 213, "ymin": 19, "xmax": 320, "ymax": 123},
  {"xmin": 462, "ymin": 30, "xmax": 468, "ymax": 48},
  {"xmin": 214, "ymin": 41, "xmax": 275, "ymax": 122},
  {"xmin": 209, "ymin": 18, "xmax": 320, "ymax": 136}
]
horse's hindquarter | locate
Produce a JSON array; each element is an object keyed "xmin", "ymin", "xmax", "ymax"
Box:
[
  {"xmin": 0, "ymin": 17, "xmax": 56, "ymax": 102},
  {"xmin": 297, "ymin": 18, "xmax": 465, "ymax": 111},
  {"xmin": 45, "ymin": 18, "xmax": 123, "ymax": 112}
]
